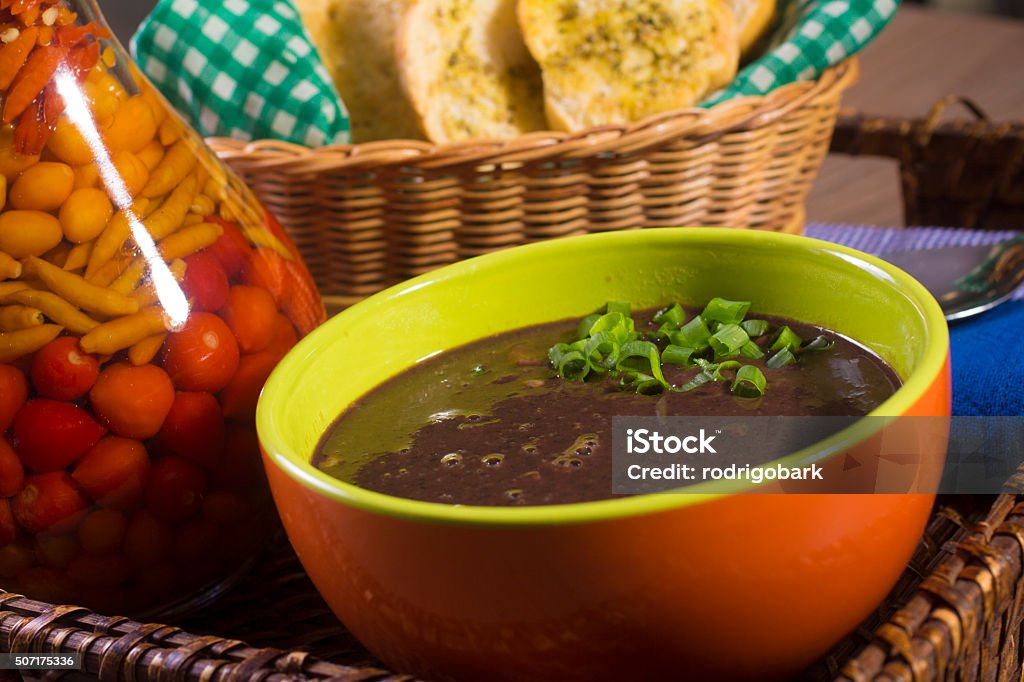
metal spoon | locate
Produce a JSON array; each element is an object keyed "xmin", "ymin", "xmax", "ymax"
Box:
[{"xmin": 879, "ymin": 236, "xmax": 1024, "ymax": 322}]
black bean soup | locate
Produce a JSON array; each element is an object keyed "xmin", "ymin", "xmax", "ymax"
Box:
[{"xmin": 313, "ymin": 303, "xmax": 901, "ymax": 506}]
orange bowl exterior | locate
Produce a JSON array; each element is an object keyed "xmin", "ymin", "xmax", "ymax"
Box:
[
  {"xmin": 264, "ymin": 354, "xmax": 950, "ymax": 681},
  {"xmin": 260, "ymin": 230, "xmax": 953, "ymax": 681}
]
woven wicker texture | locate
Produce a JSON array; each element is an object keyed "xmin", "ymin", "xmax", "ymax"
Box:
[
  {"xmin": 207, "ymin": 60, "xmax": 857, "ymax": 308},
  {"xmin": 834, "ymin": 495, "xmax": 1024, "ymax": 681},
  {"xmin": 831, "ymin": 97, "xmax": 1024, "ymax": 230},
  {"xmin": 0, "ymin": 493, "xmax": 1016, "ymax": 682}
]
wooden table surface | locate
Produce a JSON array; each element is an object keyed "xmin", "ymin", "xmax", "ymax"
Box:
[{"xmin": 805, "ymin": 4, "xmax": 1024, "ymax": 226}]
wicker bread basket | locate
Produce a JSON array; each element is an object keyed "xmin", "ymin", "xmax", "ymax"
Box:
[
  {"xmin": 208, "ymin": 59, "xmax": 858, "ymax": 309},
  {"xmin": 833, "ymin": 96, "xmax": 1024, "ymax": 230}
]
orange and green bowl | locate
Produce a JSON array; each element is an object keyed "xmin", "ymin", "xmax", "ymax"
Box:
[{"xmin": 257, "ymin": 228, "xmax": 951, "ymax": 681}]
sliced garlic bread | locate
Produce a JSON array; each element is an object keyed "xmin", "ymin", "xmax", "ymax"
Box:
[
  {"xmin": 396, "ymin": 0, "xmax": 547, "ymax": 143},
  {"xmin": 518, "ymin": 0, "xmax": 739, "ymax": 132},
  {"xmin": 728, "ymin": 0, "xmax": 776, "ymax": 57},
  {"xmin": 299, "ymin": 0, "xmax": 423, "ymax": 142}
]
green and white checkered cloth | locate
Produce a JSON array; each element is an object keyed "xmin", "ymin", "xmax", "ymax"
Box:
[
  {"xmin": 131, "ymin": 0, "xmax": 896, "ymax": 145},
  {"xmin": 706, "ymin": 0, "xmax": 899, "ymax": 105},
  {"xmin": 131, "ymin": 0, "xmax": 350, "ymax": 146}
]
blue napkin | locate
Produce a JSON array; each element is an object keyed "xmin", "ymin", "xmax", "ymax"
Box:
[
  {"xmin": 949, "ymin": 302, "xmax": 1024, "ymax": 416},
  {"xmin": 805, "ymin": 224, "xmax": 1023, "ymax": 418}
]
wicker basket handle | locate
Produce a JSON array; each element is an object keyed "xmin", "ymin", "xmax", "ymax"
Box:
[{"xmin": 829, "ymin": 99, "xmax": 1024, "ymax": 229}]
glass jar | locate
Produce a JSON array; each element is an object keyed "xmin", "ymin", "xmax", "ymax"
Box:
[{"xmin": 0, "ymin": 0, "xmax": 324, "ymax": 615}]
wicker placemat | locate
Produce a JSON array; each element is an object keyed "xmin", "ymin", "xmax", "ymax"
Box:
[
  {"xmin": 177, "ymin": 496, "xmax": 995, "ymax": 681},
  {"xmin": 164, "ymin": 496, "xmax": 998, "ymax": 681},
  {"xmin": 2, "ymin": 492, "xmax": 1010, "ymax": 682}
]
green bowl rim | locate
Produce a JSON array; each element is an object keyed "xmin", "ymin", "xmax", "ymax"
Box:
[{"xmin": 257, "ymin": 228, "xmax": 950, "ymax": 527}]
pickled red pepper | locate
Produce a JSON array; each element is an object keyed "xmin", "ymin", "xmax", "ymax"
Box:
[{"xmin": 0, "ymin": 0, "xmax": 325, "ymax": 613}]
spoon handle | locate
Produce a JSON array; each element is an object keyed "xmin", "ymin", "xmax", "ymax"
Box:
[
  {"xmin": 953, "ymin": 235, "xmax": 1024, "ymax": 293},
  {"xmin": 993, "ymin": 238, "xmax": 1024, "ymax": 285}
]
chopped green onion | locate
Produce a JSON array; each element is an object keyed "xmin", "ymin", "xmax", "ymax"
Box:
[
  {"xmin": 588, "ymin": 312, "xmax": 634, "ymax": 344},
  {"xmin": 693, "ymin": 357, "xmax": 715, "ymax": 371},
  {"xmin": 643, "ymin": 322, "xmax": 676, "ymax": 343},
  {"xmin": 551, "ymin": 297, "xmax": 835, "ymax": 398},
  {"xmin": 739, "ymin": 341, "xmax": 765, "ymax": 359},
  {"xmin": 711, "ymin": 360, "xmax": 741, "ymax": 382},
  {"xmin": 663, "ymin": 345, "xmax": 697, "ymax": 367},
  {"xmin": 653, "ymin": 303, "xmax": 685, "ymax": 327},
  {"xmin": 702, "ymin": 297, "xmax": 751, "ymax": 325},
  {"xmin": 636, "ymin": 379, "xmax": 664, "ymax": 395},
  {"xmin": 471, "ymin": 364, "xmax": 488, "ymax": 376},
  {"xmin": 576, "ymin": 314, "xmax": 601, "ymax": 340},
  {"xmin": 583, "ymin": 332, "xmax": 619, "ymax": 373},
  {"xmin": 671, "ymin": 370, "xmax": 713, "ymax": 393},
  {"xmin": 770, "ymin": 326, "xmax": 803, "ymax": 353},
  {"xmin": 616, "ymin": 340, "xmax": 669, "ymax": 387},
  {"xmin": 709, "ymin": 324, "xmax": 750, "ymax": 359},
  {"xmin": 732, "ymin": 365, "xmax": 766, "ymax": 397},
  {"xmin": 589, "ymin": 312, "xmax": 625, "ymax": 335},
  {"xmin": 741, "ymin": 319, "xmax": 769, "ymax": 337},
  {"xmin": 549, "ymin": 343, "xmax": 589, "ymax": 381},
  {"xmin": 766, "ymin": 347, "xmax": 796, "ymax": 369},
  {"xmin": 616, "ymin": 355, "xmax": 647, "ymax": 374},
  {"xmin": 606, "ymin": 301, "xmax": 631, "ymax": 316},
  {"xmin": 618, "ymin": 371, "xmax": 646, "ymax": 388},
  {"xmin": 618, "ymin": 371, "xmax": 663, "ymax": 395},
  {"xmin": 669, "ymin": 316, "xmax": 712, "ymax": 351},
  {"xmin": 803, "ymin": 335, "xmax": 835, "ymax": 351}
]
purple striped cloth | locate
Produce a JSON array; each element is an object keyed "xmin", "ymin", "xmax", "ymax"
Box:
[
  {"xmin": 803, "ymin": 223, "xmax": 1023, "ymax": 416},
  {"xmin": 805, "ymin": 223, "xmax": 1023, "ymax": 301}
]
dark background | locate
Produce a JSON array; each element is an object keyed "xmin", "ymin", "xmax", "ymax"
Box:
[
  {"xmin": 99, "ymin": 0, "xmax": 155, "ymax": 47},
  {"xmin": 101, "ymin": 0, "xmax": 1022, "ymax": 47}
]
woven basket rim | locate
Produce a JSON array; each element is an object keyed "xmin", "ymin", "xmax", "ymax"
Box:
[{"xmin": 208, "ymin": 59, "xmax": 858, "ymax": 173}]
